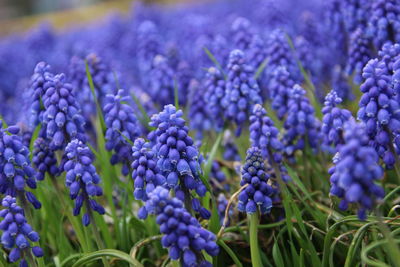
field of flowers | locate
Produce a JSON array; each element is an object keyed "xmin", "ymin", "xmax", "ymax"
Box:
[{"xmin": 0, "ymin": 0, "xmax": 400, "ymax": 266}]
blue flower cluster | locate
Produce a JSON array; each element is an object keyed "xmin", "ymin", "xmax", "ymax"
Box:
[
  {"xmin": 329, "ymin": 121, "xmax": 384, "ymax": 220},
  {"xmin": 238, "ymin": 147, "xmax": 273, "ymax": 214},
  {"xmin": 283, "ymin": 85, "xmax": 321, "ymax": 157},
  {"xmin": 247, "ymin": 35, "xmax": 267, "ymax": 71},
  {"xmin": 104, "ymin": 89, "xmax": 141, "ymax": 175},
  {"xmin": 32, "ymin": 137, "xmax": 59, "ymax": 181},
  {"xmin": 204, "ymin": 67, "xmax": 226, "ymax": 131},
  {"xmin": 68, "ymin": 53, "xmax": 117, "ymax": 122},
  {"xmin": 269, "ymin": 66, "xmax": 295, "ymax": 119},
  {"xmin": 148, "ymin": 105, "xmax": 209, "ymax": 218},
  {"xmin": 231, "ymin": 17, "xmax": 254, "ymax": 51},
  {"xmin": 209, "ymin": 160, "xmax": 229, "ymax": 194},
  {"xmin": 368, "ymin": 0, "xmax": 400, "ymax": 47},
  {"xmin": 0, "ymin": 196, "xmax": 43, "ymax": 265},
  {"xmin": 249, "ymin": 104, "xmax": 283, "ymax": 160},
  {"xmin": 41, "ymin": 73, "xmax": 86, "ymax": 150},
  {"xmin": 131, "ymin": 138, "xmax": 166, "ymax": 202},
  {"xmin": 28, "ymin": 62, "xmax": 53, "ymax": 129},
  {"xmin": 221, "ymin": 49, "xmax": 262, "ymax": 133},
  {"xmin": 0, "ymin": 122, "xmax": 41, "ymax": 209},
  {"xmin": 321, "ymin": 90, "xmax": 353, "ymax": 148},
  {"xmin": 346, "ymin": 28, "xmax": 371, "ymax": 84},
  {"xmin": 144, "ymin": 186, "xmax": 219, "ymax": 266},
  {"xmin": 188, "ymin": 79, "xmax": 213, "ymax": 139},
  {"xmin": 147, "ymin": 55, "xmax": 175, "ymax": 107},
  {"xmin": 357, "ymin": 58, "xmax": 400, "ymax": 167},
  {"xmin": 63, "ymin": 139, "xmax": 105, "ymax": 226},
  {"xmin": 222, "ymin": 130, "xmax": 241, "ymax": 162}
]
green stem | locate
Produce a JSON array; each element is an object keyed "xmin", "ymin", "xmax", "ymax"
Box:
[
  {"xmin": 85, "ymin": 200, "xmax": 110, "ymax": 267},
  {"xmin": 249, "ymin": 212, "xmax": 263, "ymax": 267},
  {"xmin": 24, "ymin": 249, "xmax": 38, "ymax": 267}
]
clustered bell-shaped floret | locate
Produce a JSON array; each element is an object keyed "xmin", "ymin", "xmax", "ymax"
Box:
[
  {"xmin": 357, "ymin": 59, "xmax": 400, "ymax": 167},
  {"xmin": 68, "ymin": 53, "xmax": 116, "ymax": 122},
  {"xmin": 204, "ymin": 67, "xmax": 226, "ymax": 130},
  {"xmin": 32, "ymin": 137, "xmax": 59, "ymax": 181},
  {"xmin": 41, "ymin": 73, "xmax": 86, "ymax": 150},
  {"xmin": 0, "ymin": 196, "xmax": 44, "ymax": 266},
  {"xmin": 265, "ymin": 29, "xmax": 298, "ymax": 82},
  {"xmin": 136, "ymin": 20, "xmax": 162, "ymax": 76},
  {"xmin": 231, "ymin": 17, "xmax": 254, "ymax": 51},
  {"xmin": 346, "ymin": 28, "xmax": 372, "ymax": 84},
  {"xmin": 247, "ymin": 35, "xmax": 267, "ymax": 71},
  {"xmin": 283, "ymin": 85, "xmax": 321, "ymax": 157},
  {"xmin": 238, "ymin": 147, "xmax": 273, "ymax": 214},
  {"xmin": 269, "ymin": 66, "xmax": 295, "ymax": 119},
  {"xmin": 148, "ymin": 105, "xmax": 209, "ymax": 218},
  {"xmin": 0, "ymin": 122, "xmax": 41, "ymax": 209},
  {"xmin": 368, "ymin": 0, "xmax": 400, "ymax": 47},
  {"xmin": 188, "ymin": 80, "xmax": 213, "ymax": 139},
  {"xmin": 104, "ymin": 89, "xmax": 141, "ymax": 176},
  {"xmin": 147, "ymin": 55, "xmax": 175, "ymax": 107},
  {"xmin": 131, "ymin": 138, "xmax": 166, "ymax": 202},
  {"xmin": 221, "ymin": 49, "xmax": 262, "ymax": 133},
  {"xmin": 63, "ymin": 139, "xmax": 105, "ymax": 226},
  {"xmin": 250, "ymin": 104, "xmax": 283, "ymax": 160},
  {"xmin": 329, "ymin": 121, "xmax": 384, "ymax": 220},
  {"xmin": 28, "ymin": 62, "xmax": 54, "ymax": 129},
  {"xmin": 144, "ymin": 187, "xmax": 219, "ymax": 267},
  {"xmin": 321, "ymin": 90, "xmax": 353, "ymax": 148}
]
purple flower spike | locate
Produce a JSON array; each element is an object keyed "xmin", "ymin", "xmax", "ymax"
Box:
[
  {"xmin": 329, "ymin": 121, "xmax": 384, "ymax": 220},
  {"xmin": 144, "ymin": 187, "xmax": 219, "ymax": 266},
  {"xmin": 63, "ymin": 139, "xmax": 105, "ymax": 226},
  {"xmin": 238, "ymin": 147, "xmax": 274, "ymax": 214},
  {"xmin": 0, "ymin": 196, "xmax": 43, "ymax": 264}
]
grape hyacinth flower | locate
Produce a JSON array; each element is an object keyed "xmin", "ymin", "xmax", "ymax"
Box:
[
  {"xmin": 204, "ymin": 67, "xmax": 226, "ymax": 130},
  {"xmin": 68, "ymin": 53, "xmax": 116, "ymax": 122},
  {"xmin": 238, "ymin": 147, "xmax": 273, "ymax": 214},
  {"xmin": 378, "ymin": 42, "xmax": 400, "ymax": 74},
  {"xmin": 32, "ymin": 137, "xmax": 59, "ymax": 181},
  {"xmin": 0, "ymin": 196, "xmax": 43, "ymax": 266},
  {"xmin": 321, "ymin": 90, "xmax": 353, "ymax": 148},
  {"xmin": 188, "ymin": 80, "xmax": 213, "ymax": 140},
  {"xmin": 342, "ymin": 0, "xmax": 370, "ymax": 32},
  {"xmin": 265, "ymin": 29, "xmax": 298, "ymax": 82},
  {"xmin": 222, "ymin": 130, "xmax": 241, "ymax": 162},
  {"xmin": 329, "ymin": 121, "xmax": 384, "ymax": 220},
  {"xmin": 231, "ymin": 17, "xmax": 254, "ymax": 51},
  {"xmin": 131, "ymin": 138, "xmax": 166, "ymax": 203},
  {"xmin": 269, "ymin": 66, "xmax": 295, "ymax": 119},
  {"xmin": 283, "ymin": 84, "xmax": 321, "ymax": 157},
  {"xmin": 357, "ymin": 59, "xmax": 400, "ymax": 168},
  {"xmin": 217, "ymin": 193, "xmax": 232, "ymax": 226},
  {"xmin": 209, "ymin": 160, "xmax": 229, "ymax": 194},
  {"xmin": 103, "ymin": 89, "xmax": 141, "ymax": 176},
  {"xmin": 137, "ymin": 20, "xmax": 162, "ymax": 76},
  {"xmin": 143, "ymin": 187, "xmax": 219, "ymax": 266},
  {"xmin": 147, "ymin": 55, "xmax": 175, "ymax": 107},
  {"xmin": 346, "ymin": 28, "xmax": 371, "ymax": 84},
  {"xmin": 148, "ymin": 105, "xmax": 209, "ymax": 218},
  {"xmin": 221, "ymin": 49, "xmax": 262, "ymax": 135},
  {"xmin": 247, "ymin": 35, "xmax": 267, "ymax": 71},
  {"xmin": 27, "ymin": 62, "xmax": 54, "ymax": 129},
  {"xmin": 63, "ymin": 139, "xmax": 105, "ymax": 226},
  {"xmin": 41, "ymin": 73, "xmax": 86, "ymax": 150},
  {"xmin": 249, "ymin": 104, "xmax": 283, "ymax": 160},
  {"xmin": 0, "ymin": 122, "xmax": 41, "ymax": 209},
  {"xmin": 368, "ymin": 0, "xmax": 400, "ymax": 48}
]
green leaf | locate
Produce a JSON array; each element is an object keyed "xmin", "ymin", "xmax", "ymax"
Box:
[
  {"xmin": 273, "ymin": 241, "xmax": 285, "ymax": 267},
  {"xmin": 254, "ymin": 58, "xmax": 269, "ymax": 80},
  {"xmin": 217, "ymin": 240, "xmax": 243, "ymax": 267},
  {"xmin": 71, "ymin": 249, "xmax": 143, "ymax": 267}
]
